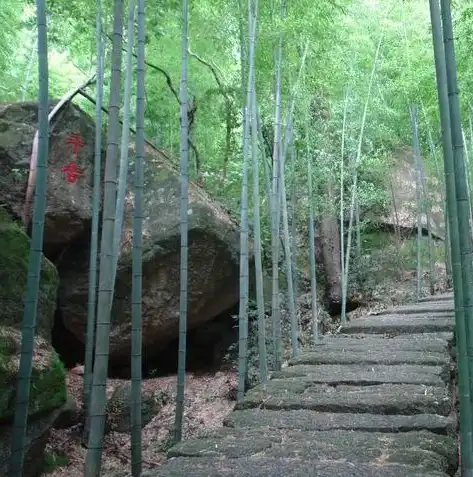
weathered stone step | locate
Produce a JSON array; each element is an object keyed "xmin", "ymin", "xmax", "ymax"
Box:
[
  {"xmin": 224, "ymin": 409, "xmax": 457, "ymax": 435},
  {"xmin": 289, "ymin": 349, "xmax": 448, "ymax": 366},
  {"xmin": 274, "ymin": 364, "xmax": 447, "ymax": 386},
  {"xmin": 236, "ymin": 382, "xmax": 452, "ymax": 416},
  {"xmin": 167, "ymin": 428, "xmax": 457, "ymax": 474},
  {"xmin": 152, "ymin": 456, "xmax": 450, "ymax": 477},
  {"xmin": 309, "ymin": 333, "xmax": 452, "ymax": 353},
  {"xmin": 342, "ymin": 315, "xmax": 454, "ymax": 335},
  {"xmin": 418, "ymin": 293, "xmax": 453, "ymax": 303},
  {"xmin": 375, "ymin": 303, "xmax": 454, "ymax": 316}
]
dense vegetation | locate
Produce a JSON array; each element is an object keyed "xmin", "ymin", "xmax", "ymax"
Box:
[
  {"xmin": 3, "ymin": 0, "xmax": 473, "ymax": 218},
  {"xmin": 3, "ymin": 0, "xmax": 473, "ymax": 476}
]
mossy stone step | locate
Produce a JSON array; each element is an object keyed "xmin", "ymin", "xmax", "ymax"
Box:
[
  {"xmin": 152, "ymin": 456, "xmax": 450, "ymax": 477},
  {"xmin": 342, "ymin": 315, "xmax": 454, "ymax": 335},
  {"xmin": 167, "ymin": 428, "xmax": 456, "ymax": 474},
  {"xmin": 236, "ymin": 382, "xmax": 452, "ymax": 416},
  {"xmin": 224, "ymin": 409, "xmax": 456, "ymax": 435},
  {"xmin": 273, "ymin": 363, "xmax": 447, "ymax": 385}
]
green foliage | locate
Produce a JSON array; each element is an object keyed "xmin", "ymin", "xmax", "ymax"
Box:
[
  {"xmin": 43, "ymin": 451, "xmax": 68, "ymax": 473},
  {"xmin": 0, "ymin": 0, "xmax": 468, "ymax": 250}
]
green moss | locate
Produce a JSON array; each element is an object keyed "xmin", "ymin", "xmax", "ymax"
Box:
[
  {"xmin": 0, "ymin": 207, "xmax": 59, "ymax": 338},
  {"xmin": 0, "ymin": 328, "xmax": 67, "ymax": 421},
  {"xmin": 43, "ymin": 451, "xmax": 68, "ymax": 473}
]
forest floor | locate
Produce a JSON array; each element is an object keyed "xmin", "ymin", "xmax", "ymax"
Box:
[
  {"xmin": 43, "ymin": 264, "xmax": 449, "ymax": 477},
  {"xmin": 45, "ymin": 368, "xmax": 238, "ymax": 477}
]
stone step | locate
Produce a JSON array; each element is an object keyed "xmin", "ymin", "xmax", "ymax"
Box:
[
  {"xmin": 418, "ymin": 293, "xmax": 454, "ymax": 303},
  {"xmin": 151, "ymin": 456, "xmax": 450, "ymax": 477},
  {"xmin": 304, "ymin": 333, "xmax": 453, "ymax": 354},
  {"xmin": 375, "ymin": 303, "xmax": 454, "ymax": 316},
  {"xmin": 274, "ymin": 364, "xmax": 447, "ymax": 386},
  {"xmin": 342, "ymin": 315, "xmax": 454, "ymax": 335},
  {"xmin": 224, "ymin": 409, "xmax": 457, "ymax": 435},
  {"xmin": 236, "ymin": 382, "xmax": 452, "ymax": 416},
  {"xmin": 167, "ymin": 428, "xmax": 457, "ymax": 474},
  {"xmin": 289, "ymin": 348, "xmax": 449, "ymax": 366}
]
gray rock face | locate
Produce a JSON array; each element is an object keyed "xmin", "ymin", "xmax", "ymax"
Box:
[
  {"xmin": 151, "ymin": 294, "xmax": 457, "ymax": 477},
  {"xmin": 380, "ymin": 146, "xmax": 445, "ymax": 239},
  {"xmin": 57, "ymin": 141, "xmax": 241, "ymax": 363},
  {"xmin": 0, "ymin": 100, "xmax": 242, "ymax": 364},
  {"xmin": 0, "ymin": 101, "xmax": 99, "ymax": 250}
]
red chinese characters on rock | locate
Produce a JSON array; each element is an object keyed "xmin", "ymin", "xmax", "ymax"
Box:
[
  {"xmin": 61, "ymin": 161, "xmax": 86, "ymax": 184},
  {"xmin": 61, "ymin": 132, "xmax": 86, "ymax": 184}
]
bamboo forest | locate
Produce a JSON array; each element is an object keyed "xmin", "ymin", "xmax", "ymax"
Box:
[{"xmin": 2, "ymin": 0, "xmax": 473, "ymax": 475}]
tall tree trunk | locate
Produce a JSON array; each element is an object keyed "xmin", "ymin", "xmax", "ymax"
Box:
[
  {"xmin": 429, "ymin": 0, "xmax": 473, "ymax": 470},
  {"xmin": 321, "ymin": 181, "xmax": 342, "ymax": 312},
  {"xmin": 84, "ymin": 1, "xmax": 124, "ymax": 474},
  {"xmin": 173, "ymin": 0, "xmax": 189, "ymax": 441},
  {"xmin": 9, "ymin": 2, "xmax": 49, "ymax": 475},
  {"xmin": 83, "ymin": 0, "xmax": 105, "ymax": 437},
  {"xmin": 130, "ymin": 0, "xmax": 146, "ymax": 473}
]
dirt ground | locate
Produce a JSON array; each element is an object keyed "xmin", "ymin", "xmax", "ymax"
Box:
[{"xmin": 44, "ymin": 367, "xmax": 238, "ymax": 476}]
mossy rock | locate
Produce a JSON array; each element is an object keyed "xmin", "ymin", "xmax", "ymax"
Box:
[
  {"xmin": 0, "ymin": 206, "xmax": 58, "ymax": 341},
  {"xmin": 105, "ymin": 383, "xmax": 169, "ymax": 433},
  {"xmin": 0, "ymin": 326, "xmax": 66, "ymax": 422}
]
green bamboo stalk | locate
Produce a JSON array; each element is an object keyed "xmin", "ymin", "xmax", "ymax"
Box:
[
  {"xmin": 270, "ymin": 26, "xmax": 283, "ymax": 373},
  {"xmin": 112, "ymin": 0, "xmax": 136, "ymax": 289},
  {"xmin": 409, "ymin": 104, "xmax": 423, "ymax": 301},
  {"xmin": 340, "ymin": 88, "xmax": 349, "ymax": 324},
  {"xmin": 248, "ymin": 0, "xmax": 267, "ymax": 383},
  {"xmin": 84, "ymin": 1, "xmax": 124, "ymax": 474},
  {"xmin": 83, "ymin": 0, "xmax": 105, "ymax": 438},
  {"xmin": 9, "ymin": 1, "xmax": 49, "ymax": 475},
  {"xmin": 429, "ymin": 0, "xmax": 473, "ymax": 473},
  {"xmin": 173, "ymin": 0, "xmax": 190, "ymax": 441},
  {"xmin": 130, "ymin": 0, "xmax": 145, "ymax": 473},
  {"xmin": 342, "ymin": 34, "xmax": 383, "ymax": 325},
  {"xmin": 306, "ymin": 112, "xmax": 318, "ymax": 343}
]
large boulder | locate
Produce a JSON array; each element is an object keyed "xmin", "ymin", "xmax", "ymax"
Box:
[
  {"xmin": 0, "ymin": 327, "xmax": 67, "ymax": 477},
  {"xmin": 57, "ymin": 140, "xmax": 241, "ymax": 365},
  {"xmin": 0, "ymin": 207, "xmax": 59, "ymax": 341},
  {"xmin": 0, "ymin": 100, "xmax": 241, "ymax": 366},
  {"xmin": 0, "ymin": 101, "xmax": 100, "ymax": 254},
  {"xmin": 380, "ymin": 147, "xmax": 445, "ymax": 239}
]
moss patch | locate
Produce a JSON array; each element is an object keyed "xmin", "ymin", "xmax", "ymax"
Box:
[
  {"xmin": 0, "ymin": 206, "xmax": 58, "ymax": 339},
  {"xmin": 0, "ymin": 327, "xmax": 67, "ymax": 422}
]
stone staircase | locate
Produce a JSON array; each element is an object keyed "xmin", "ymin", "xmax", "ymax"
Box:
[{"xmin": 151, "ymin": 294, "xmax": 458, "ymax": 477}]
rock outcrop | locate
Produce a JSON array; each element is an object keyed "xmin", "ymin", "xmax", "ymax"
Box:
[
  {"xmin": 0, "ymin": 207, "xmax": 65, "ymax": 477},
  {"xmin": 0, "ymin": 101, "xmax": 100, "ymax": 254},
  {"xmin": 0, "ymin": 207, "xmax": 58, "ymax": 341},
  {"xmin": 0, "ymin": 100, "xmax": 241, "ymax": 366},
  {"xmin": 381, "ymin": 146, "xmax": 445, "ymax": 239},
  {"xmin": 57, "ymin": 141, "xmax": 241, "ymax": 365},
  {"xmin": 0, "ymin": 327, "xmax": 67, "ymax": 477}
]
